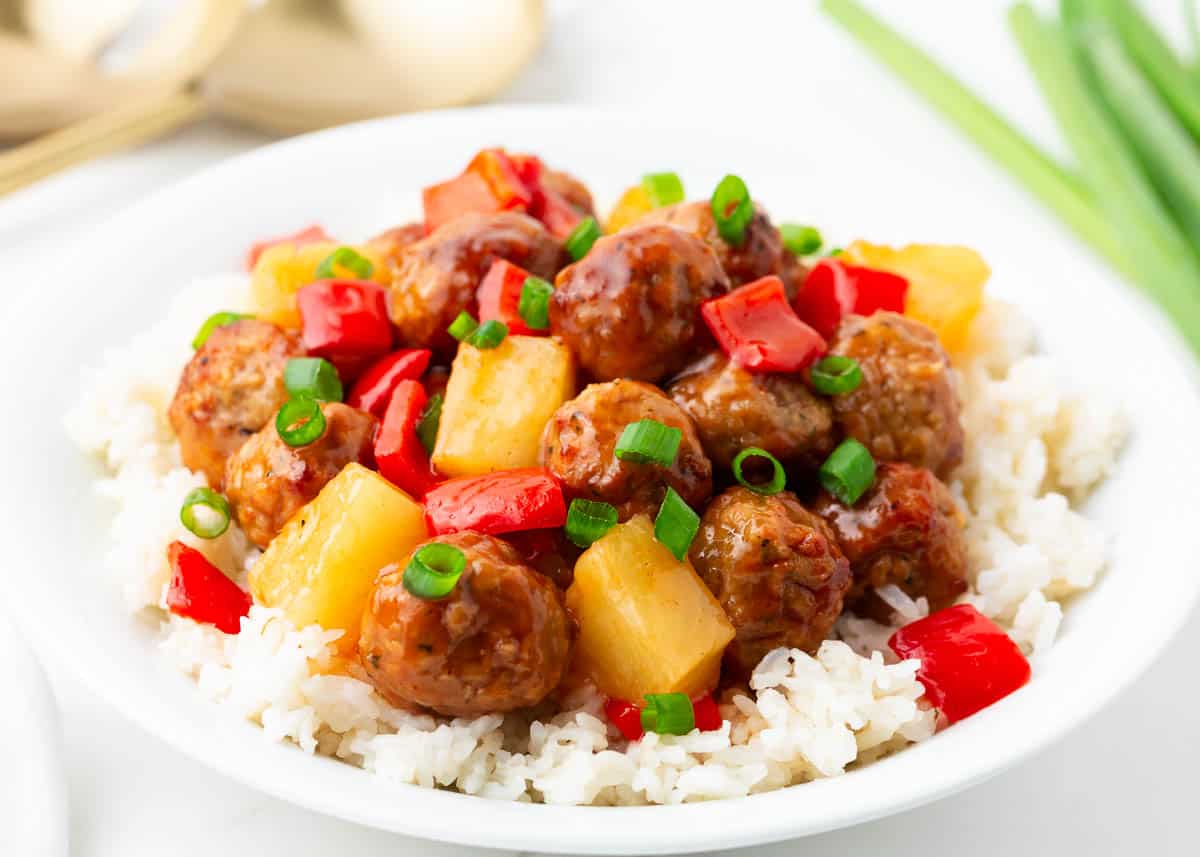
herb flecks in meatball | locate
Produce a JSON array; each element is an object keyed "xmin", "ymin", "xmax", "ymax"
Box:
[
  {"xmin": 169, "ymin": 319, "xmax": 304, "ymax": 488},
  {"xmin": 540, "ymin": 380, "xmax": 712, "ymax": 520},
  {"xmin": 224, "ymin": 402, "xmax": 376, "ymax": 549},
  {"xmin": 813, "ymin": 462, "xmax": 968, "ymax": 616},
  {"xmin": 385, "ymin": 212, "xmax": 567, "ymax": 359},
  {"xmin": 359, "ymin": 532, "xmax": 572, "ymax": 717},
  {"xmin": 668, "ymin": 351, "xmax": 835, "ymax": 471},
  {"xmin": 829, "ymin": 312, "xmax": 964, "ymax": 477},
  {"xmin": 550, "ymin": 224, "xmax": 729, "ymax": 382},
  {"xmin": 689, "ymin": 486, "xmax": 852, "ymax": 679}
]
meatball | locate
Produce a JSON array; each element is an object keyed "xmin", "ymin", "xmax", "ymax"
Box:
[
  {"xmin": 540, "ymin": 380, "xmax": 712, "ymax": 520},
  {"xmin": 504, "ymin": 529, "xmax": 580, "ymax": 591},
  {"xmin": 385, "ymin": 212, "xmax": 567, "ymax": 358},
  {"xmin": 224, "ymin": 403, "xmax": 377, "ymax": 548},
  {"xmin": 668, "ymin": 351, "xmax": 836, "ymax": 471},
  {"xmin": 550, "ymin": 224, "xmax": 730, "ymax": 382},
  {"xmin": 541, "ymin": 167, "xmax": 596, "ymax": 219},
  {"xmin": 359, "ymin": 532, "xmax": 572, "ymax": 717},
  {"xmin": 690, "ymin": 487, "xmax": 852, "ymax": 678},
  {"xmin": 812, "ymin": 462, "xmax": 968, "ymax": 615},
  {"xmin": 829, "ymin": 312, "xmax": 964, "ymax": 477},
  {"xmin": 637, "ymin": 200, "xmax": 794, "ymax": 290},
  {"xmin": 368, "ymin": 221, "xmax": 426, "ymax": 267},
  {"xmin": 168, "ymin": 319, "xmax": 304, "ymax": 488}
]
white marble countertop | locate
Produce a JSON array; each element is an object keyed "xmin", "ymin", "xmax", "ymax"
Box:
[{"xmin": 1, "ymin": 2, "xmax": 1195, "ymax": 854}]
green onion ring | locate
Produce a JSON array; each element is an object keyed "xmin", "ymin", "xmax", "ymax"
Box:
[
  {"xmin": 654, "ymin": 487, "xmax": 700, "ymax": 561},
  {"xmin": 564, "ymin": 499, "xmax": 619, "ymax": 548},
  {"xmin": 565, "ymin": 216, "xmax": 602, "ymax": 261},
  {"xmin": 448, "ymin": 311, "xmax": 479, "ymax": 342},
  {"xmin": 779, "ymin": 223, "xmax": 823, "ymax": 256},
  {"xmin": 641, "ymin": 172, "xmax": 685, "ymax": 207},
  {"xmin": 283, "ymin": 357, "xmax": 344, "ymax": 402},
  {"xmin": 275, "ymin": 398, "xmax": 326, "ymax": 447},
  {"xmin": 809, "ymin": 355, "xmax": 863, "ymax": 395},
  {"xmin": 710, "ymin": 174, "xmax": 754, "ymax": 247},
  {"xmin": 640, "ymin": 693, "xmax": 695, "ymax": 735},
  {"xmin": 402, "ymin": 543, "xmax": 467, "ymax": 599},
  {"xmin": 192, "ymin": 311, "xmax": 252, "ymax": 350},
  {"xmin": 179, "ymin": 487, "xmax": 231, "ymax": 539},
  {"xmin": 518, "ymin": 276, "xmax": 554, "ymax": 330},
  {"xmin": 315, "ymin": 246, "xmax": 374, "ymax": 280},
  {"xmin": 731, "ymin": 447, "xmax": 787, "ymax": 496},
  {"xmin": 819, "ymin": 438, "xmax": 876, "ymax": 505},
  {"xmin": 614, "ymin": 419, "xmax": 682, "ymax": 466},
  {"xmin": 467, "ymin": 319, "xmax": 508, "ymax": 349}
]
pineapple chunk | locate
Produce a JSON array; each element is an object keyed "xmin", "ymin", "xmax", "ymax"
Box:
[
  {"xmin": 249, "ymin": 463, "xmax": 426, "ymax": 652},
  {"xmin": 432, "ymin": 335, "xmax": 574, "ymax": 477},
  {"xmin": 844, "ymin": 240, "xmax": 990, "ymax": 353},
  {"xmin": 605, "ymin": 185, "xmax": 653, "ymax": 233},
  {"xmin": 249, "ymin": 240, "xmax": 389, "ymax": 328},
  {"xmin": 566, "ymin": 516, "xmax": 735, "ymax": 700}
]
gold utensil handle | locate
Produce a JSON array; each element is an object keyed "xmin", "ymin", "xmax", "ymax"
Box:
[{"xmin": 0, "ymin": 89, "xmax": 206, "ymax": 197}]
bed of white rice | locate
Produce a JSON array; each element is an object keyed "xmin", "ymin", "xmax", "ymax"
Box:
[{"xmin": 65, "ymin": 274, "xmax": 1126, "ymax": 805}]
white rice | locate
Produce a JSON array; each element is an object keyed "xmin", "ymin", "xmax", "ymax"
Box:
[{"xmin": 66, "ymin": 275, "xmax": 1125, "ymax": 805}]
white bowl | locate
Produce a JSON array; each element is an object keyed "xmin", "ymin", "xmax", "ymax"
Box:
[{"xmin": 3, "ymin": 107, "xmax": 1199, "ymax": 854}]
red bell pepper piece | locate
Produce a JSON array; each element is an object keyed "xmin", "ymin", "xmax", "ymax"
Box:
[
  {"xmin": 794, "ymin": 259, "xmax": 909, "ymax": 339},
  {"xmin": 604, "ymin": 699, "xmax": 645, "ymax": 742},
  {"xmin": 423, "ymin": 468, "xmax": 567, "ymax": 536},
  {"xmin": 888, "ymin": 604, "xmax": 1031, "ymax": 725},
  {"xmin": 347, "ymin": 349, "xmax": 433, "ymax": 418},
  {"xmin": 700, "ymin": 275, "xmax": 827, "ymax": 373},
  {"xmin": 477, "ymin": 259, "xmax": 540, "ymax": 336},
  {"xmin": 423, "ymin": 172, "xmax": 505, "ymax": 235},
  {"xmin": 537, "ymin": 189, "xmax": 584, "ymax": 239},
  {"xmin": 692, "ymin": 695, "xmax": 723, "ymax": 732},
  {"xmin": 245, "ymin": 224, "xmax": 331, "ymax": 270},
  {"xmin": 296, "ymin": 280, "xmax": 393, "ymax": 380},
  {"xmin": 165, "ymin": 541, "xmax": 251, "ymax": 634},
  {"xmin": 467, "ymin": 149, "xmax": 534, "ymax": 211},
  {"xmin": 374, "ymin": 380, "xmax": 438, "ymax": 499}
]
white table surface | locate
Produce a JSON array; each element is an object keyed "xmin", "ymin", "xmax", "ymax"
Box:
[{"xmin": 2, "ymin": 2, "xmax": 1196, "ymax": 854}]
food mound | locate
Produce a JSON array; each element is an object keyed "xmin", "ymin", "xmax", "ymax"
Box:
[{"xmin": 68, "ymin": 150, "xmax": 1126, "ymax": 805}]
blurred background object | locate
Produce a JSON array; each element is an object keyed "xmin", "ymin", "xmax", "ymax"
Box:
[{"xmin": 0, "ymin": 0, "xmax": 544, "ymax": 193}]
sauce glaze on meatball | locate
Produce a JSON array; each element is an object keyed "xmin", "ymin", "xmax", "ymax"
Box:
[
  {"xmin": 689, "ymin": 486, "xmax": 852, "ymax": 679},
  {"xmin": 812, "ymin": 462, "xmax": 968, "ymax": 615},
  {"xmin": 168, "ymin": 319, "xmax": 304, "ymax": 488},
  {"xmin": 224, "ymin": 402, "xmax": 376, "ymax": 548},
  {"xmin": 829, "ymin": 312, "xmax": 964, "ymax": 477},
  {"xmin": 540, "ymin": 380, "xmax": 712, "ymax": 520},
  {"xmin": 550, "ymin": 224, "xmax": 730, "ymax": 382},
  {"xmin": 359, "ymin": 532, "xmax": 572, "ymax": 717},
  {"xmin": 667, "ymin": 351, "xmax": 835, "ymax": 471}
]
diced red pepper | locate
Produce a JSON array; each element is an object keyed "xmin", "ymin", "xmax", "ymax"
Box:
[
  {"xmin": 888, "ymin": 604, "xmax": 1031, "ymax": 725},
  {"xmin": 165, "ymin": 541, "xmax": 251, "ymax": 634},
  {"xmin": 692, "ymin": 695, "xmax": 723, "ymax": 732},
  {"xmin": 794, "ymin": 259, "xmax": 909, "ymax": 339},
  {"xmin": 423, "ymin": 172, "xmax": 505, "ymax": 235},
  {"xmin": 537, "ymin": 188, "xmax": 584, "ymax": 239},
  {"xmin": 700, "ymin": 275, "xmax": 827, "ymax": 373},
  {"xmin": 374, "ymin": 380, "xmax": 439, "ymax": 499},
  {"xmin": 467, "ymin": 149, "xmax": 534, "ymax": 211},
  {"xmin": 347, "ymin": 349, "xmax": 433, "ymax": 418},
  {"xmin": 296, "ymin": 280, "xmax": 393, "ymax": 380},
  {"xmin": 605, "ymin": 698, "xmax": 645, "ymax": 742},
  {"xmin": 509, "ymin": 153, "xmax": 544, "ymax": 186},
  {"xmin": 477, "ymin": 259, "xmax": 539, "ymax": 336},
  {"xmin": 245, "ymin": 224, "xmax": 331, "ymax": 270},
  {"xmin": 423, "ymin": 468, "xmax": 567, "ymax": 536}
]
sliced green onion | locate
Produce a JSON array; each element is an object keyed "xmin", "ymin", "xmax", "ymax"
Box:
[
  {"xmin": 641, "ymin": 172, "xmax": 685, "ymax": 207},
  {"xmin": 780, "ymin": 223, "xmax": 823, "ymax": 256},
  {"xmin": 810, "ymin": 355, "xmax": 863, "ymax": 395},
  {"xmin": 614, "ymin": 419, "xmax": 682, "ymax": 466},
  {"xmin": 283, "ymin": 357, "xmax": 343, "ymax": 402},
  {"xmin": 710, "ymin": 174, "xmax": 753, "ymax": 247},
  {"xmin": 654, "ymin": 487, "xmax": 699, "ymax": 562},
  {"xmin": 192, "ymin": 311, "xmax": 251, "ymax": 350},
  {"xmin": 416, "ymin": 393, "xmax": 443, "ymax": 456},
  {"xmin": 827, "ymin": 247, "xmax": 844, "ymax": 257},
  {"xmin": 565, "ymin": 216, "xmax": 602, "ymax": 261},
  {"xmin": 819, "ymin": 438, "xmax": 876, "ymax": 505},
  {"xmin": 315, "ymin": 246, "xmax": 374, "ymax": 280},
  {"xmin": 402, "ymin": 543, "xmax": 467, "ymax": 600},
  {"xmin": 731, "ymin": 447, "xmax": 787, "ymax": 496},
  {"xmin": 467, "ymin": 319, "xmax": 508, "ymax": 349},
  {"xmin": 275, "ymin": 398, "xmax": 326, "ymax": 447},
  {"xmin": 518, "ymin": 276, "xmax": 554, "ymax": 330},
  {"xmin": 448, "ymin": 311, "xmax": 479, "ymax": 342},
  {"xmin": 641, "ymin": 693, "xmax": 695, "ymax": 735},
  {"xmin": 179, "ymin": 487, "xmax": 231, "ymax": 539},
  {"xmin": 564, "ymin": 499, "xmax": 619, "ymax": 548}
]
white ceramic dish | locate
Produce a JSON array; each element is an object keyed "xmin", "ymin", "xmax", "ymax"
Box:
[{"xmin": 3, "ymin": 107, "xmax": 1199, "ymax": 854}]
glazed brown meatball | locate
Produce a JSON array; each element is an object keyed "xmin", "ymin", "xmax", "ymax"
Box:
[
  {"xmin": 829, "ymin": 312, "xmax": 964, "ymax": 477},
  {"xmin": 637, "ymin": 201, "xmax": 796, "ymax": 291},
  {"xmin": 385, "ymin": 212, "xmax": 567, "ymax": 358},
  {"xmin": 540, "ymin": 380, "xmax": 712, "ymax": 520},
  {"xmin": 368, "ymin": 221, "xmax": 426, "ymax": 266},
  {"xmin": 168, "ymin": 319, "xmax": 304, "ymax": 488},
  {"xmin": 541, "ymin": 167, "xmax": 596, "ymax": 219},
  {"xmin": 550, "ymin": 224, "xmax": 729, "ymax": 382},
  {"xmin": 690, "ymin": 487, "xmax": 852, "ymax": 678},
  {"xmin": 223, "ymin": 402, "xmax": 376, "ymax": 548},
  {"xmin": 359, "ymin": 532, "xmax": 572, "ymax": 717},
  {"xmin": 504, "ymin": 529, "xmax": 581, "ymax": 591},
  {"xmin": 812, "ymin": 462, "xmax": 968, "ymax": 615},
  {"xmin": 668, "ymin": 351, "xmax": 836, "ymax": 471}
]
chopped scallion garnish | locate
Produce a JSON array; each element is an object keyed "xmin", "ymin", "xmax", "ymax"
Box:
[
  {"xmin": 402, "ymin": 543, "xmax": 467, "ymax": 599},
  {"xmin": 809, "ymin": 355, "xmax": 863, "ymax": 395},
  {"xmin": 416, "ymin": 393, "xmax": 443, "ymax": 456},
  {"xmin": 192, "ymin": 311, "xmax": 251, "ymax": 350},
  {"xmin": 283, "ymin": 357, "xmax": 343, "ymax": 402},
  {"xmin": 448, "ymin": 311, "xmax": 479, "ymax": 342},
  {"xmin": 641, "ymin": 172, "xmax": 685, "ymax": 207},
  {"xmin": 731, "ymin": 447, "xmax": 787, "ymax": 496},
  {"xmin": 819, "ymin": 438, "xmax": 876, "ymax": 505},
  {"xmin": 565, "ymin": 216, "xmax": 602, "ymax": 261},
  {"xmin": 640, "ymin": 693, "xmax": 695, "ymax": 735},
  {"xmin": 614, "ymin": 419, "xmax": 682, "ymax": 466},
  {"xmin": 564, "ymin": 499, "xmax": 619, "ymax": 548},
  {"xmin": 710, "ymin": 174, "xmax": 753, "ymax": 247},
  {"xmin": 780, "ymin": 223, "xmax": 823, "ymax": 256},
  {"xmin": 467, "ymin": 319, "xmax": 508, "ymax": 349},
  {"xmin": 275, "ymin": 398, "xmax": 326, "ymax": 447},
  {"xmin": 654, "ymin": 487, "xmax": 699, "ymax": 561},
  {"xmin": 518, "ymin": 276, "xmax": 554, "ymax": 330},
  {"xmin": 179, "ymin": 487, "xmax": 231, "ymax": 539},
  {"xmin": 315, "ymin": 246, "xmax": 374, "ymax": 280}
]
